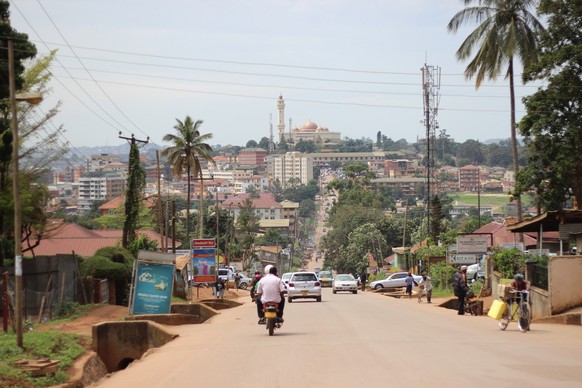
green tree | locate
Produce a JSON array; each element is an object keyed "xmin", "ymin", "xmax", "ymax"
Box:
[
  {"xmin": 161, "ymin": 116, "xmax": 214, "ymax": 241},
  {"xmin": 258, "ymin": 136, "xmax": 271, "ymax": 151},
  {"xmin": 236, "ymin": 198, "xmax": 259, "ymax": 268},
  {"xmin": 448, "ymin": 0, "xmax": 545, "ymax": 221},
  {"xmin": 122, "ymin": 141, "xmax": 146, "ymax": 249},
  {"xmin": 333, "ymin": 223, "xmax": 388, "ymax": 274},
  {"xmin": 516, "ymin": 0, "xmax": 582, "ymax": 211},
  {"xmin": 458, "ymin": 139, "xmax": 484, "ymax": 164}
]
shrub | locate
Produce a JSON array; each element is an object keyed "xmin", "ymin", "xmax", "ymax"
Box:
[
  {"xmin": 429, "ymin": 262, "xmax": 457, "ymax": 289},
  {"xmin": 491, "ymin": 248, "xmax": 527, "ymax": 278}
]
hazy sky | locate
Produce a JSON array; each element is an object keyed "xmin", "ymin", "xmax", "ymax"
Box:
[{"xmin": 10, "ymin": 0, "xmax": 540, "ymax": 152}]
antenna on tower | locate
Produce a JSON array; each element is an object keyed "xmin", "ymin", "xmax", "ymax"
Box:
[
  {"xmin": 422, "ymin": 63, "xmax": 441, "ymax": 241},
  {"xmin": 269, "ymin": 113, "xmax": 274, "ymax": 154}
]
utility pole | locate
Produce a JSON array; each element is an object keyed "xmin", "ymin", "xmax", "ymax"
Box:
[
  {"xmin": 157, "ymin": 151, "xmax": 164, "ymax": 251},
  {"xmin": 421, "ymin": 63, "xmax": 441, "ymax": 241}
]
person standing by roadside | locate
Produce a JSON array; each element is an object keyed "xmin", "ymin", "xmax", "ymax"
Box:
[
  {"xmin": 359, "ymin": 271, "xmax": 367, "ymax": 292},
  {"xmin": 453, "ymin": 266, "xmax": 469, "ymax": 315},
  {"xmin": 405, "ymin": 272, "xmax": 416, "ymax": 299},
  {"xmin": 215, "ymin": 277, "xmax": 225, "ymax": 299},
  {"xmin": 234, "ymin": 272, "xmax": 241, "ymax": 290}
]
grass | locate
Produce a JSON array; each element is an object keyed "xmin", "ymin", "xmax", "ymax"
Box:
[
  {"xmin": 449, "ymin": 192, "xmax": 511, "ymax": 211},
  {"xmin": 0, "ymin": 330, "xmax": 89, "ymax": 387}
]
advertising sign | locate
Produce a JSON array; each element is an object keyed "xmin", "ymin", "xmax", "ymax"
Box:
[
  {"xmin": 192, "ymin": 239, "xmax": 217, "ymax": 283},
  {"xmin": 132, "ymin": 262, "xmax": 174, "ymax": 315},
  {"xmin": 457, "ymin": 236, "xmax": 488, "ymax": 254}
]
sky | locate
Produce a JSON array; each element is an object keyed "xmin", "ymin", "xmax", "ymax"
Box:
[{"xmin": 9, "ymin": 0, "xmax": 541, "ymax": 153}]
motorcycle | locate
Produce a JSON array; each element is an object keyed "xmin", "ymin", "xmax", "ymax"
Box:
[{"xmin": 263, "ymin": 302, "xmax": 281, "ymax": 336}]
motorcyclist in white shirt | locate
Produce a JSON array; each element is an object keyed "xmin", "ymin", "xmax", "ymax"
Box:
[{"xmin": 256, "ymin": 265, "xmax": 286, "ymax": 324}]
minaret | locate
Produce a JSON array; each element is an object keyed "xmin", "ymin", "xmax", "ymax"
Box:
[
  {"xmin": 269, "ymin": 113, "xmax": 274, "ymax": 153},
  {"xmin": 277, "ymin": 95, "xmax": 285, "ymax": 143}
]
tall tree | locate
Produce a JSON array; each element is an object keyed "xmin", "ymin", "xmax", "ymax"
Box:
[
  {"xmin": 516, "ymin": 0, "xmax": 582, "ymax": 211},
  {"xmin": 447, "ymin": 0, "xmax": 545, "ymax": 221},
  {"xmin": 236, "ymin": 198, "xmax": 259, "ymax": 268},
  {"xmin": 122, "ymin": 140, "xmax": 146, "ymax": 249},
  {"xmin": 161, "ymin": 116, "xmax": 214, "ymax": 243}
]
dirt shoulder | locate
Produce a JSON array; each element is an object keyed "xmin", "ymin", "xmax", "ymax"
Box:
[{"xmin": 36, "ymin": 287, "xmax": 251, "ymax": 336}]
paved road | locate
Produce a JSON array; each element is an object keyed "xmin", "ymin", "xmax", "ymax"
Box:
[{"xmin": 92, "ymin": 289, "xmax": 582, "ymax": 388}]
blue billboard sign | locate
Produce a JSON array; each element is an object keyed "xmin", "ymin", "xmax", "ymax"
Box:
[{"xmin": 132, "ymin": 261, "xmax": 174, "ymax": 315}]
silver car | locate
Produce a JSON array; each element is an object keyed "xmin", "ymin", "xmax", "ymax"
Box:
[
  {"xmin": 369, "ymin": 272, "xmax": 422, "ymax": 290},
  {"xmin": 332, "ymin": 274, "xmax": 358, "ymax": 294},
  {"xmin": 287, "ymin": 272, "xmax": 322, "ymax": 302}
]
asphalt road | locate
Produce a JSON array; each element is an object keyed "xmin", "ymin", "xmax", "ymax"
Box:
[{"xmin": 92, "ymin": 288, "xmax": 582, "ymax": 388}]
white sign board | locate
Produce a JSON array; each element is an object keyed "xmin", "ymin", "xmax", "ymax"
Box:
[
  {"xmin": 449, "ymin": 254, "xmax": 479, "ymax": 264},
  {"xmin": 500, "ymin": 243, "xmax": 525, "ymax": 251},
  {"xmin": 457, "ymin": 236, "xmax": 488, "ymax": 254},
  {"xmin": 527, "ymin": 249, "xmax": 550, "ymax": 256}
]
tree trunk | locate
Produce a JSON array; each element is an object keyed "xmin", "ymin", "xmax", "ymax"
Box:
[
  {"xmin": 509, "ymin": 58, "xmax": 523, "ymax": 222},
  {"xmin": 186, "ymin": 163, "xmax": 191, "ymax": 246}
]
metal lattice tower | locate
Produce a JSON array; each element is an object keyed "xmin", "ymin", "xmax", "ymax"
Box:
[{"xmin": 421, "ymin": 63, "xmax": 441, "ymax": 238}]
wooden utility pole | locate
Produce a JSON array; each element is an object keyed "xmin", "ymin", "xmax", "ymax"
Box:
[{"xmin": 157, "ymin": 151, "xmax": 164, "ymax": 251}]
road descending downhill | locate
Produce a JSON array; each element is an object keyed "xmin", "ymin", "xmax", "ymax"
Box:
[{"xmin": 91, "ymin": 289, "xmax": 582, "ymax": 388}]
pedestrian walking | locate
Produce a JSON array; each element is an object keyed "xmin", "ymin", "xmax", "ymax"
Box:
[
  {"xmin": 424, "ymin": 275, "xmax": 433, "ymax": 303},
  {"xmin": 405, "ymin": 272, "xmax": 416, "ymax": 299},
  {"xmin": 417, "ymin": 275, "xmax": 432, "ymax": 303},
  {"xmin": 234, "ymin": 272, "xmax": 241, "ymax": 290}
]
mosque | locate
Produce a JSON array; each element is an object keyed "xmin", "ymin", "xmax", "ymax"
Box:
[{"xmin": 276, "ymin": 95, "xmax": 341, "ymax": 145}]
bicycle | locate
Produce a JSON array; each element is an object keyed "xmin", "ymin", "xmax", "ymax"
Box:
[{"xmin": 498, "ymin": 290, "xmax": 530, "ymax": 333}]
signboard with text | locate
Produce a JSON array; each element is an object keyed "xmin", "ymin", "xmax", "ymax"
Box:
[
  {"xmin": 457, "ymin": 236, "xmax": 488, "ymax": 254},
  {"xmin": 192, "ymin": 238, "xmax": 217, "ymax": 283},
  {"xmin": 131, "ymin": 261, "xmax": 174, "ymax": 315}
]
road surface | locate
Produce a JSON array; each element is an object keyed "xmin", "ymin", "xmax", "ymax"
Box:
[{"xmin": 92, "ymin": 288, "xmax": 582, "ymax": 388}]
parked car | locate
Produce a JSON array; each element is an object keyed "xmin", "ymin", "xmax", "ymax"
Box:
[
  {"xmin": 467, "ymin": 258, "xmax": 486, "ymax": 281},
  {"xmin": 332, "ymin": 274, "xmax": 358, "ymax": 294},
  {"xmin": 287, "ymin": 272, "xmax": 322, "ymax": 302},
  {"xmin": 369, "ymin": 272, "xmax": 422, "ymax": 290},
  {"xmin": 318, "ymin": 270, "xmax": 333, "ymax": 287}
]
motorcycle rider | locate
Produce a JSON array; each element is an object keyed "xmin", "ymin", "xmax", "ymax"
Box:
[{"xmin": 256, "ymin": 265, "xmax": 286, "ymax": 324}]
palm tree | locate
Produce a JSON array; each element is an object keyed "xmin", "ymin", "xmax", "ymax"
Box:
[
  {"xmin": 447, "ymin": 0, "xmax": 544, "ymax": 221},
  {"xmin": 161, "ymin": 116, "xmax": 214, "ymax": 243}
]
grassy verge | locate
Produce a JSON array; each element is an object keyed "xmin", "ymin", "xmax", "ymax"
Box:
[{"xmin": 0, "ymin": 330, "xmax": 89, "ymax": 387}]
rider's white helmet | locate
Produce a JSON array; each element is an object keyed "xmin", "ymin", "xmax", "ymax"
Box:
[{"xmin": 264, "ymin": 264, "xmax": 273, "ymax": 275}]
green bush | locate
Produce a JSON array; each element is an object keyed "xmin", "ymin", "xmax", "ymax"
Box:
[
  {"xmin": 429, "ymin": 262, "xmax": 457, "ymax": 289},
  {"xmin": 491, "ymin": 248, "xmax": 527, "ymax": 278}
]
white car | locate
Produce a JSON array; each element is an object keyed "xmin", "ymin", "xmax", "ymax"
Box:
[
  {"xmin": 332, "ymin": 274, "xmax": 358, "ymax": 294},
  {"xmin": 369, "ymin": 272, "xmax": 422, "ymax": 290},
  {"xmin": 287, "ymin": 272, "xmax": 322, "ymax": 302}
]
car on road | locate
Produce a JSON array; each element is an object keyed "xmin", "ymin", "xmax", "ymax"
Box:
[
  {"xmin": 287, "ymin": 272, "xmax": 322, "ymax": 302},
  {"xmin": 318, "ymin": 270, "xmax": 333, "ymax": 287},
  {"xmin": 281, "ymin": 272, "xmax": 293, "ymax": 294},
  {"xmin": 369, "ymin": 272, "xmax": 422, "ymax": 290},
  {"xmin": 332, "ymin": 274, "xmax": 358, "ymax": 294}
]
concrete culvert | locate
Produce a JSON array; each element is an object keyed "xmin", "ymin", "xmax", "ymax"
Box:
[{"xmin": 117, "ymin": 358, "xmax": 134, "ymax": 370}]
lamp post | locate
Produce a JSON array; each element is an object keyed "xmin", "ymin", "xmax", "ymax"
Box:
[{"xmin": 8, "ymin": 40, "xmax": 43, "ymax": 347}]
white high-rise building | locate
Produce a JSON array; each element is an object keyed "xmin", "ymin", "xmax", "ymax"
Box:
[{"xmin": 266, "ymin": 151, "xmax": 313, "ymax": 187}]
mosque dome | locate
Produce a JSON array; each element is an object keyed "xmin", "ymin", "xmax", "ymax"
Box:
[{"xmin": 302, "ymin": 121, "xmax": 318, "ymax": 130}]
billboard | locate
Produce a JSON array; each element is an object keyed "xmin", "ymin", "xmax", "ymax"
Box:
[
  {"xmin": 192, "ymin": 238, "xmax": 217, "ymax": 283},
  {"xmin": 132, "ymin": 261, "xmax": 174, "ymax": 315}
]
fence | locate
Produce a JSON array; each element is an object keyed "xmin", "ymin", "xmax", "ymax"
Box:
[{"xmin": 531, "ymin": 264, "xmax": 548, "ymax": 290}]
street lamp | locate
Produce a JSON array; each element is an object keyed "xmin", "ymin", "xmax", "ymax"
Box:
[{"xmin": 9, "ymin": 40, "xmax": 43, "ymax": 347}]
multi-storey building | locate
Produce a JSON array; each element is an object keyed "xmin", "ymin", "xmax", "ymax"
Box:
[
  {"xmin": 459, "ymin": 165, "xmax": 481, "ymax": 192},
  {"xmin": 77, "ymin": 176, "xmax": 126, "ymax": 211},
  {"xmin": 384, "ymin": 159, "xmax": 417, "ymax": 178},
  {"xmin": 266, "ymin": 151, "xmax": 313, "ymax": 187},
  {"xmin": 238, "ymin": 148, "xmax": 268, "ymax": 169},
  {"xmin": 86, "ymin": 154, "xmax": 121, "ymax": 172}
]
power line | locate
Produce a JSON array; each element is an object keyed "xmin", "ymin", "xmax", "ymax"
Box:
[{"xmin": 33, "ymin": 0, "xmax": 149, "ymax": 140}]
